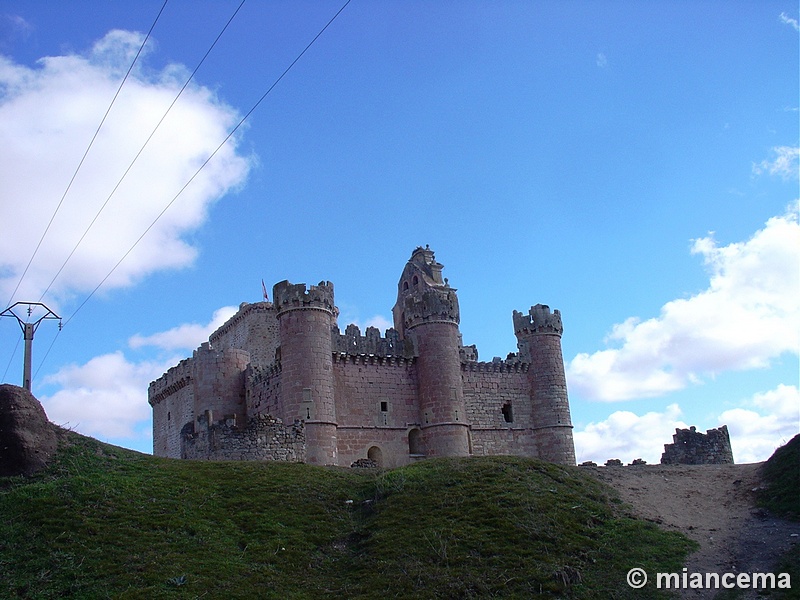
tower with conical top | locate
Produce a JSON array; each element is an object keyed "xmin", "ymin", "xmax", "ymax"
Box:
[
  {"xmin": 393, "ymin": 246, "xmax": 471, "ymax": 457},
  {"xmin": 514, "ymin": 304, "xmax": 576, "ymax": 464}
]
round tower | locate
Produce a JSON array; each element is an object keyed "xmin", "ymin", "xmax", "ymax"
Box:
[
  {"xmin": 192, "ymin": 343, "xmax": 250, "ymax": 429},
  {"xmin": 273, "ymin": 280, "xmax": 338, "ymax": 465},
  {"xmin": 393, "ymin": 247, "xmax": 470, "ymax": 457},
  {"xmin": 514, "ymin": 304, "xmax": 576, "ymax": 465}
]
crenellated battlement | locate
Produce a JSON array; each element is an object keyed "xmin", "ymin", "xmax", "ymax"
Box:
[
  {"xmin": 400, "ymin": 287, "xmax": 460, "ymax": 330},
  {"xmin": 513, "ymin": 304, "xmax": 563, "ymax": 336},
  {"xmin": 151, "ymin": 247, "xmax": 576, "ymax": 466},
  {"xmin": 148, "ymin": 357, "xmax": 194, "ymax": 406},
  {"xmin": 462, "ymin": 357, "xmax": 529, "ymax": 374},
  {"xmin": 333, "ymin": 353, "xmax": 414, "ymax": 367},
  {"xmin": 273, "ymin": 280, "xmax": 336, "ymax": 315},
  {"xmin": 331, "ymin": 324, "xmax": 414, "ymax": 358}
]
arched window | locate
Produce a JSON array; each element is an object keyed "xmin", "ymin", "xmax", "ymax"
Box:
[
  {"xmin": 403, "ymin": 280, "xmax": 409, "ymax": 290},
  {"xmin": 412, "ymin": 275, "xmax": 419, "ymax": 286}
]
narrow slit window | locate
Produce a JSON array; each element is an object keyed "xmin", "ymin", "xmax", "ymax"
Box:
[{"xmin": 502, "ymin": 403, "xmax": 513, "ymax": 423}]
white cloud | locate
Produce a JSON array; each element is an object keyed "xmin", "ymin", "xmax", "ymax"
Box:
[
  {"xmin": 40, "ymin": 351, "xmax": 172, "ymax": 440},
  {"xmin": 779, "ymin": 12, "xmax": 800, "ymax": 32},
  {"xmin": 129, "ymin": 305, "xmax": 239, "ymax": 351},
  {"xmin": 752, "ymin": 146, "xmax": 799, "ymax": 180},
  {"xmin": 574, "ymin": 384, "xmax": 799, "ymax": 465},
  {"xmin": 362, "ymin": 314, "xmax": 394, "ymax": 332},
  {"xmin": 1, "ymin": 14, "xmax": 33, "ymax": 45},
  {"xmin": 596, "ymin": 53, "xmax": 608, "ymax": 68},
  {"xmin": 574, "ymin": 404, "xmax": 688, "ymax": 464},
  {"xmin": 39, "ymin": 305, "xmax": 243, "ymax": 443},
  {"xmin": 0, "ymin": 30, "xmax": 251, "ymax": 306},
  {"xmin": 568, "ymin": 206, "xmax": 800, "ymax": 401},
  {"xmin": 720, "ymin": 384, "xmax": 799, "ymax": 463}
]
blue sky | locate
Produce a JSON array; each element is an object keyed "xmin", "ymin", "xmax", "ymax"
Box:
[{"xmin": 1, "ymin": 1, "xmax": 797, "ymax": 464}]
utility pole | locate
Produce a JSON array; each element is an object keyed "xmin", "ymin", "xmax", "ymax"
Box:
[{"xmin": 1, "ymin": 302, "xmax": 61, "ymax": 391}]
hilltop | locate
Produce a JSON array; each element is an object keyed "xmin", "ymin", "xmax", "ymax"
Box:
[
  {"xmin": 0, "ymin": 427, "xmax": 698, "ymax": 599},
  {"xmin": 2, "ymin": 426, "xmax": 798, "ymax": 599}
]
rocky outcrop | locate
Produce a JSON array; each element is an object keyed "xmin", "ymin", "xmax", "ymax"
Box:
[{"xmin": 0, "ymin": 384, "xmax": 57, "ymax": 476}]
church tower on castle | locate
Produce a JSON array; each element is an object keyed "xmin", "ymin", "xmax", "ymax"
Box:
[
  {"xmin": 392, "ymin": 246, "xmax": 471, "ymax": 458},
  {"xmin": 149, "ymin": 247, "xmax": 576, "ymax": 467}
]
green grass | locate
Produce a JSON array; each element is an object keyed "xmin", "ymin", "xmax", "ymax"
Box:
[
  {"xmin": 757, "ymin": 433, "xmax": 800, "ymax": 522},
  {"xmin": 0, "ymin": 429, "xmax": 697, "ymax": 599}
]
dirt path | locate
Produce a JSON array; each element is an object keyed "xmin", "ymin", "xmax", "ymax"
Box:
[{"xmin": 585, "ymin": 463, "xmax": 800, "ymax": 599}]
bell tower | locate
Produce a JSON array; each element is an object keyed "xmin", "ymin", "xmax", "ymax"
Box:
[{"xmin": 393, "ymin": 246, "xmax": 470, "ymax": 457}]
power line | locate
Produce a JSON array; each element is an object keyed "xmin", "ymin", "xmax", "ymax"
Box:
[
  {"xmin": 37, "ymin": 0, "xmax": 247, "ymax": 303},
  {"xmin": 1, "ymin": 332, "xmax": 22, "ymax": 382},
  {"xmin": 31, "ymin": 0, "xmax": 352, "ymax": 378},
  {"xmin": 4, "ymin": 0, "xmax": 170, "ymax": 310}
]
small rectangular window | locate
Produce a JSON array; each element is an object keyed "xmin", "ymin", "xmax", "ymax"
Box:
[
  {"xmin": 380, "ymin": 401, "xmax": 388, "ymax": 412},
  {"xmin": 502, "ymin": 403, "xmax": 513, "ymax": 423}
]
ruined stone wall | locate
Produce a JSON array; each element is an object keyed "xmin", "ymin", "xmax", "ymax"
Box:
[
  {"xmin": 333, "ymin": 354, "xmax": 419, "ymax": 468},
  {"xmin": 462, "ymin": 361, "xmax": 537, "ymax": 457},
  {"xmin": 661, "ymin": 425, "xmax": 734, "ymax": 465},
  {"xmin": 209, "ymin": 302, "xmax": 279, "ymax": 368},
  {"xmin": 182, "ymin": 412, "xmax": 305, "ymax": 461},
  {"xmin": 149, "ymin": 358, "xmax": 195, "ymax": 458}
]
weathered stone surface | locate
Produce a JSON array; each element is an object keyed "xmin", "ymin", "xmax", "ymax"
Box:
[
  {"xmin": 149, "ymin": 247, "xmax": 577, "ymax": 467},
  {"xmin": 661, "ymin": 425, "xmax": 734, "ymax": 465},
  {"xmin": 0, "ymin": 384, "xmax": 57, "ymax": 476}
]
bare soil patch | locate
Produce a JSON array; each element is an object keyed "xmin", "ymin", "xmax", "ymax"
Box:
[{"xmin": 585, "ymin": 463, "xmax": 800, "ymax": 599}]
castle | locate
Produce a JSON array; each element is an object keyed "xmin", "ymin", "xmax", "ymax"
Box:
[{"xmin": 149, "ymin": 247, "xmax": 576, "ymax": 467}]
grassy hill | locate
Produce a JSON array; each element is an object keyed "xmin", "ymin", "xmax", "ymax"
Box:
[
  {"xmin": 757, "ymin": 433, "xmax": 800, "ymax": 522},
  {"xmin": 0, "ymin": 430, "xmax": 696, "ymax": 599}
]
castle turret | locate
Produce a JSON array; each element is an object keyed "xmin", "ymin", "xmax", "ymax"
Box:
[
  {"xmin": 273, "ymin": 280, "xmax": 338, "ymax": 465},
  {"xmin": 192, "ymin": 343, "xmax": 250, "ymax": 430},
  {"xmin": 393, "ymin": 247, "xmax": 470, "ymax": 457},
  {"xmin": 514, "ymin": 304, "xmax": 576, "ymax": 465}
]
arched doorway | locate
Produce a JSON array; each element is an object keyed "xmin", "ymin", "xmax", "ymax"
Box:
[
  {"xmin": 408, "ymin": 428, "xmax": 424, "ymax": 456},
  {"xmin": 367, "ymin": 445, "xmax": 383, "ymax": 467}
]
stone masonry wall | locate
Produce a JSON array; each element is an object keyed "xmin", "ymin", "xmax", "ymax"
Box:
[
  {"xmin": 192, "ymin": 344, "xmax": 250, "ymax": 428},
  {"xmin": 246, "ymin": 363, "xmax": 282, "ymax": 417},
  {"xmin": 462, "ymin": 361, "xmax": 537, "ymax": 457},
  {"xmin": 182, "ymin": 412, "xmax": 305, "ymax": 461},
  {"xmin": 149, "ymin": 357, "xmax": 195, "ymax": 458},
  {"xmin": 333, "ymin": 355, "xmax": 419, "ymax": 468},
  {"xmin": 209, "ymin": 302, "xmax": 279, "ymax": 368},
  {"xmin": 661, "ymin": 425, "xmax": 734, "ymax": 465}
]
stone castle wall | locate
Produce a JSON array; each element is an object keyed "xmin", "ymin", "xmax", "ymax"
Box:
[
  {"xmin": 661, "ymin": 425, "xmax": 734, "ymax": 465},
  {"xmin": 209, "ymin": 302, "xmax": 279, "ymax": 368},
  {"xmin": 332, "ymin": 354, "xmax": 419, "ymax": 469},
  {"xmin": 183, "ymin": 412, "xmax": 305, "ymax": 461},
  {"xmin": 462, "ymin": 360, "xmax": 536, "ymax": 457},
  {"xmin": 149, "ymin": 358, "xmax": 194, "ymax": 459}
]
